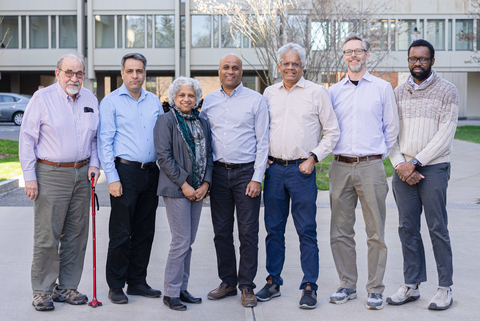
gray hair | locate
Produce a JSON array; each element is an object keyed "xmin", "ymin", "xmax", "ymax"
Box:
[
  {"xmin": 57, "ymin": 54, "xmax": 85, "ymax": 71},
  {"xmin": 168, "ymin": 77, "xmax": 204, "ymax": 108},
  {"xmin": 121, "ymin": 53, "xmax": 147, "ymax": 70},
  {"xmin": 342, "ymin": 33, "xmax": 370, "ymax": 51},
  {"xmin": 277, "ymin": 43, "xmax": 306, "ymax": 67}
]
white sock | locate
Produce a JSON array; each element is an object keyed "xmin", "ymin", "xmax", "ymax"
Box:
[
  {"xmin": 439, "ymin": 286, "xmax": 451, "ymax": 291},
  {"xmin": 405, "ymin": 283, "xmax": 418, "ymax": 290}
]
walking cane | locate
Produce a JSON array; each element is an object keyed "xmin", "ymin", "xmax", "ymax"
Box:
[{"xmin": 88, "ymin": 172, "xmax": 102, "ymax": 307}]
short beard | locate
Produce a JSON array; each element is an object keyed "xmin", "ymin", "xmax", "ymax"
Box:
[
  {"xmin": 348, "ymin": 60, "xmax": 365, "ymax": 73},
  {"xmin": 410, "ymin": 65, "xmax": 431, "ymax": 81},
  {"xmin": 66, "ymin": 81, "xmax": 80, "ymax": 95}
]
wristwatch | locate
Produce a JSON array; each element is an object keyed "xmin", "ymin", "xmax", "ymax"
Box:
[
  {"xmin": 310, "ymin": 153, "xmax": 319, "ymax": 163},
  {"xmin": 410, "ymin": 158, "xmax": 419, "ymax": 166}
]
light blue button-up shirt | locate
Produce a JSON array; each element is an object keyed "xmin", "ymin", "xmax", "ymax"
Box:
[
  {"xmin": 200, "ymin": 82, "xmax": 269, "ymax": 183},
  {"xmin": 328, "ymin": 71, "xmax": 399, "ymax": 159},
  {"xmin": 98, "ymin": 84, "xmax": 163, "ymax": 183}
]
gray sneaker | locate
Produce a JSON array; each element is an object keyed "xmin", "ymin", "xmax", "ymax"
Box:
[
  {"xmin": 52, "ymin": 284, "xmax": 88, "ymax": 305},
  {"xmin": 329, "ymin": 287, "xmax": 357, "ymax": 304},
  {"xmin": 256, "ymin": 282, "xmax": 281, "ymax": 302},
  {"xmin": 366, "ymin": 293, "xmax": 384, "ymax": 310},
  {"xmin": 32, "ymin": 293, "xmax": 54, "ymax": 311},
  {"xmin": 428, "ymin": 288, "xmax": 453, "ymax": 310},
  {"xmin": 386, "ymin": 285, "xmax": 420, "ymax": 305},
  {"xmin": 299, "ymin": 285, "xmax": 317, "ymax": 309}
]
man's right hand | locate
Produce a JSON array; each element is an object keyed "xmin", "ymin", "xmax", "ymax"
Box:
[
  {"xmin": 266, "ymin": 159, "xmax": 273, "ymax": 169},
  {"xmin": 25, "ymin": 180, "xmax": 38, "ymax": 200},
  {"xmin": 406, "ymin": 171, "xmax": 425, "ymax": 185},
  {"xmin": 109, "ymin": 181, "xmax": 123, "ymax": 197}
]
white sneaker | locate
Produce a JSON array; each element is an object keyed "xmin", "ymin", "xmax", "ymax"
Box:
[
  {"xmin": 428, "ymin": 288, "xmax": 453, "ymax": 310},
  {"xmin": 366, "ymin": 293, "xmax": 384, "ymax": 310},
  {"xmin": 386, "ymin": 285, "xmax": 420, "ymax": 305}
]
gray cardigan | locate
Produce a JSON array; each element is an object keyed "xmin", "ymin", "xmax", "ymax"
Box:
[{"xmin": 154, "ymin": 109, "xmax": 213, "ymax": 198}]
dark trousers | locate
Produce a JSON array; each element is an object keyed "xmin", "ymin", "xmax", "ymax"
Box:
[
  {"xmin": 106, "ymin": 161, "xmax": 159, "ymax": 289},
  {"xmin": 392, "ymin": 162, "xmax": 453, "ymax": 287},
  {"xmin": 210, "ymin": 163, "xmax": 261, "ymax": 290},
  {"xmin": 263, "ymin": 162, "xmax": 319, "ymax": 291}
]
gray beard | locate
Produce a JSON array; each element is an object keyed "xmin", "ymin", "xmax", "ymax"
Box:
[
  {"xmin": 348, "ymin": 62, "xmax": 364, "ymax": 73},
  {"xmin": 66, "ymin": 84, "xmax": 80, "ymax": 95}
]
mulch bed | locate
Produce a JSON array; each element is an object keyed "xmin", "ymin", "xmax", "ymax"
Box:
[{"xmin": 0, "ymin": 153, "xmax": 13, "ymax": 159}]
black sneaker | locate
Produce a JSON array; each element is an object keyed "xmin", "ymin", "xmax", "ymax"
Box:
[
  {"xmin": 109, "ymin": 288, "xmax": 128, "ymax": 304},
  {"xmin": 256, "ymin": 282, "xmax": 281, "ymax": 302},
  {"xmin": 299, "ymin": 284, "xmax": 317, "ymax": 309}
]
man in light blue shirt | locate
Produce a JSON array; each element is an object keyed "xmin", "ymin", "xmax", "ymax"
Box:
[
  {"xmin": 98, "ymin": 53, "xmax": 163, "ymax": 304},
  {"xmin": 200, "ymin": 53, "xmax": 269, "ymax": 307},
  {"xmin": 328, "ymin": 35, "xmax": 399, "ymax": 310}
]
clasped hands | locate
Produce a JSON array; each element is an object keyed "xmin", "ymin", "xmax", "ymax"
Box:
[
  {"xmin": 395, "ymin": 162, "xmax": 425, "ymax": 185},
  {"xmin": 181, "ymin": 181, "xmax": 210, "ymax": 201}
]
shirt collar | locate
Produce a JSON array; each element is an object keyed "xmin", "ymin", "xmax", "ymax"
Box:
[
  {"xmin": 408, "ymin": 70, "xmax": 435, "ymax": 90},
  {"xmin": 220, "ymin": 82, "xmax": 244, "ymax": 96},
  {"xmin": 279, "ymin": 77, "xmax": 306, "ymax": 90},
  {"xmin": 342, "ymin": 70, "xmax": 372, "ymax": 86},
  {"xmin": 119, "ymin": 83, "xmax": 146, "ymax": 101}
]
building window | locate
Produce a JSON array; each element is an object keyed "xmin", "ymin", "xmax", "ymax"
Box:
[
  {"xmin": 126, "ymin": 15, "xmax": 145, "ymax": 48},
  {"xmin": 29, "ymin": 16, "xmax": 48, "ymax": 48},
  {"xmin": 287, "ymin": 15, "xmax": 307, "ymax": 45},
  {"xmin": 477, "ymin": 19, "xmax": 480, "ymax": 51},
  {"xmin": 95, "ymin": 15, "xmax": 115, "ymax": 48},
  {"xmin": 221, "ymin": 16, "xmax": 240, "ymax": 48},
  {"xmin": 21, "ymin": 16, "xmax": 26, "ymax": 48},
  {"xmin": 51, "ymin": 16, "xmax": 56, "ymax": 48},
  {"xmin": 455, "ymin": 19, "xmax": 473, "ymax": 50},
  {"xmin": 390, "ymin": 19, "xmax": 395, "ymax": 50},
  {"xmin": 117, "ymin": 15, "xmax": 123, "ymax": 48},
  {"xmin": 213, "ymin": 15, "xmax": 219, "ymax": 48},
  {"xmin": 59, "ymin": 15, "xmax": 77, "ymax": 48},
  {"xmin": 0, "ymin": 16, "xmax": 19, "ymax": 49},
  {"xmin": 448, "ymin": 19, "xmax": 452, "ymax": 50},
  {"xmin": 147, "ymin": 15, "xmax": 153, "ymax": 48},
  {"xmin": 181, "ymin": 16, "xmax": 185, "ymax": 57},
  {"xmin": 311, "ymin": 21, "xmax": 329, "ymax": 51},
  {"xmin": 426, "ymin": 19, "xmax": 445, "ymax": 50},
  {"xmin": 365, "ymin": 19, "xmax": 389, "ymax": 50},
  {"xmin": 398, "ymin": 19, "xmax": 417, "ymax": 50},
  {"xmin": 155, "ymin": 15, "xmax": 174, "ymax": 48},
  {"xmin": 191, "ymin": 15, "xmax": 211, "ymax": 48}
]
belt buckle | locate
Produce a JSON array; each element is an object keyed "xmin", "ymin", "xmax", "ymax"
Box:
[
  {"xmin": 354, "ymin": 156, "xmax": 360, "ymax": 164},
  {"xmin": 140, "ymin": 162, "xmax": 147, "ymax": 169},
  {"xmin": 282, "ymin": 159, "xmax": 288, "ymax": 166}
]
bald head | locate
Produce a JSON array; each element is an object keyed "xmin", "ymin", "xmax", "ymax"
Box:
[{"xmin": 218, "ymin": 53, "xmax": 243, "ymax": 95}]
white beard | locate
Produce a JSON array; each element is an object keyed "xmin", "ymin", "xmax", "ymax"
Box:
[{"xmin": 66, "ymin": 81, "xmax": 80, "ymax": 95}]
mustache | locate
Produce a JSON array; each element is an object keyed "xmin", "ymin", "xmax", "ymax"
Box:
[{"xmin": 67, "ymin": 81, "xmax": 80, "ymax": 86}]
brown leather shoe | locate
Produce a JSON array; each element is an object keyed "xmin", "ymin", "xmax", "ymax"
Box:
[
  {"xmin": 241, "ymin": 288, "xmax": 257, "ymax": 307},
  {"xmin": 207, "ymin": 282, "xmax": 237, "ymax": 300}
]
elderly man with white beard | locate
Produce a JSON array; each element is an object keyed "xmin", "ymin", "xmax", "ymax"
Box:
[
  {"xmin": 327, "ymin": 34, "xmax": 399, "ymax": 310},
  {"xmin": 20, "ymin": 54, "xmax": 100, "ymax": 311}
]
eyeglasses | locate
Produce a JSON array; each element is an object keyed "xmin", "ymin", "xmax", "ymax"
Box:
[
  {"xmin": 407, "ymin": 57, "xmax": 431, "ymax": 64},
  {"xmin": 281, "ymin": 62, "xmax": 301, "ymax": 68},
  {"xmin": 59, "ymin": 69, "xmax": 85, "ymax": 79},
  {"xmin": 343, "ymin": 49, "xmax": 367, "ymax": 56}
]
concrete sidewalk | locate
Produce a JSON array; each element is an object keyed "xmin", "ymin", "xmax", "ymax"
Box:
[{"xmin": 0, "ymin": 139, "xmax": 479, "ymax": 321}]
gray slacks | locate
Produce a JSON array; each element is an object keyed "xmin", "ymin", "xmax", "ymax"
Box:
[
  {"xmin": 32, "ymin": 162, "xmax": 90, "ymax": 294},
  {"xmin": 329, "ymin": 158, "xmax": 388, "ymax": 294},
  {"xmin": 163, "ymin": 196, "xmax": 203, "ymax": 297}
]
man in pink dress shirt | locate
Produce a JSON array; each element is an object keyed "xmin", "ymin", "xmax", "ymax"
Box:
[{"xmin": 19, "ymin": 54, "xmax": 100, "ymax": 312}]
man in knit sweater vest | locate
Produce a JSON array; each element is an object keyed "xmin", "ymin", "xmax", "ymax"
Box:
[{"xmin": 386, "ymin": 39, "xmax": 458, "ymax": 311}]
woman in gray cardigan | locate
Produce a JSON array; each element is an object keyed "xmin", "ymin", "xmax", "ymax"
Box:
[{"xmin": 154, "ymin": 77, "xmax": 213, "ymax": 311}]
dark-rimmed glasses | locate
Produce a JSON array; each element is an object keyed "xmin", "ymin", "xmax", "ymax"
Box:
[{"xmin": 59, "ymin": 69, "xmax": 85, "ymax": 79}]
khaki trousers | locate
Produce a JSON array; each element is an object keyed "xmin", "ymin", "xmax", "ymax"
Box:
[
  {"xmin": 31, "ymin": 162, "xmax": 90, "ymax": 294},
  {"xmin": 329, "ymin": 158, "xmax": 388, "ymax": 294}
]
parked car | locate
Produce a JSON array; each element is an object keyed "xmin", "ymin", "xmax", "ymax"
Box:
[{"xmin": 0, "ymin": 93, "xmax": 31, "ymax": 126}]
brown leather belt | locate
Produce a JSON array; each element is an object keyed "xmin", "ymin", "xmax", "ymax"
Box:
[
  {"xmin": 268, "ymin": 156, "xmax": 307, "ymax": 166},
  {"xmin": 334, "ymin": 155, "xmax": 382, "ymax": 164},
  {"xmin": 36, "ymin": 158, "xmax": 89, "ymax": 168}
]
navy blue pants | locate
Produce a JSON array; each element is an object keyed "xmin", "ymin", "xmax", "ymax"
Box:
[
  {"xmin": 263, "ymin": 162, "xmax": 319, "ymax": 290},
  {"xmin": 106, "ymin": 161, "xmax": 159, "ymax": 289},
  {"xmin": 392, "ymin": 162, "xmax": 453, "ymax": 287},
  {"xmin": 210, "ymin": 163, "xmax": 260, "ymax": 290}
]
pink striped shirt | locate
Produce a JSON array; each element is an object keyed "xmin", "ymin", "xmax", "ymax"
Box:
[{"xmin": 19, "ymin": 82, "xmax": 99, "ymax": 181}]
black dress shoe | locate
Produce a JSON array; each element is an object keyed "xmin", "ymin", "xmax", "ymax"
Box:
[
  {"xmin": 163, "ymin": 296, "xmax": 187, "ymax": 311},
  {"xmin": 180, "ymin": 290, "xmax": 202, "ymax": 304},
  {"xmin": 109, "ymin": 288, "xmax": 128, "ymax": 304},
  {"xmin": 126, "ymin": 284, "xmax": 161, "ymax": 298}
]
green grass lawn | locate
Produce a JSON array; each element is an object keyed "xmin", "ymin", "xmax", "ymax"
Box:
[
  {"xmin": 315, "ymin": 154, "xmax": 394, "ymax": 190},
  {"xmin": 455, "ymin": 126, "xmax": 480, "ymax": 144},
  {"xmin": 0, "ymin": 139, "xmax": 22, "ymax": 182}
]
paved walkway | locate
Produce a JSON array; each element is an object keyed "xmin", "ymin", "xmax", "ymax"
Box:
[{"xmin": 0, "ymin": 139, "xmax": 479, "ymax": 320}]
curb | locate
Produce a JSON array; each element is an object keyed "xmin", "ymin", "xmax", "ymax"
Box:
[{"xmin": 0, "ymin": 174, "xmax": 23, "ymax": 194}]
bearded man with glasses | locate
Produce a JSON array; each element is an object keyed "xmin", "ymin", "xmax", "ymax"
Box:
[
  {"xmin": 19, "ymin": 54, "xmax": 100, "ymax": 311},
  {"xmin": 327, "ymin": 34, "xmax": 399, "ymax": 310},
  {"xmin": 386, "ymin": 39, "xmax": 458, "ymax": 311}
]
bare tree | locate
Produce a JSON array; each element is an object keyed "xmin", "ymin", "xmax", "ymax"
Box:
[
  {"xmin": 194, "ymin": 0, "xmax": 395, "ymax": 87},
  {"xmin": 457, "ymin": 0, "xmax": 480, "ymax": 64},
  {"xmin": 0, "ymin": 16, "xmax": 12, "ymax": 53}
]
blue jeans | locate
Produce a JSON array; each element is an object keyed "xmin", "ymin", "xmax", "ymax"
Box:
[
  {"xmin": 263, "ymin": 162, "xmax": 318, "ymax": 290},
  {"xmin": 392, "ymin": 162, "xmax": 453, "ymax": 287}
]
